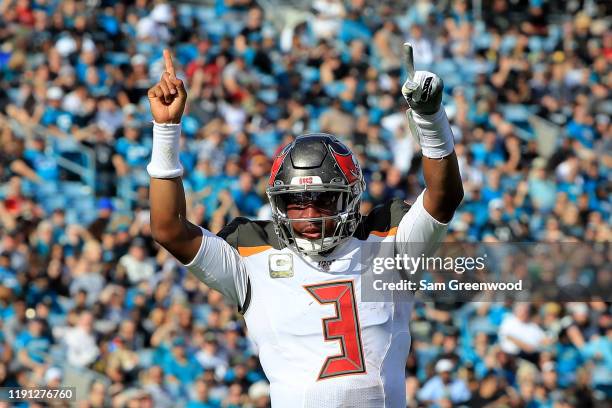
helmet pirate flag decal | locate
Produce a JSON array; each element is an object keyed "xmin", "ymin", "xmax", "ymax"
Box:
[
  {"xmin": 330, "ymin": 146, "xmax": 360, "ymax": 184},
  {"xmin": 268, "ymin": 148, "xmax": 289, "ymax": 186}
]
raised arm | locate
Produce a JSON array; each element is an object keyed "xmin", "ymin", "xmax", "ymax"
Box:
[
  {"xmin": 147, "ymin": 49, "xmax": 201, "ymax": 264},
  {"xmin": 146, "ymin": 50, "xmax": 249, "ymax": 309},
  {"xmin": 402, "ymin": 43, "xmax": 463, "ymax": 223}
]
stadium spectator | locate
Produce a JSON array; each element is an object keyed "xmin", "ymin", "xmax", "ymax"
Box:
[
  {"xmin": 498, "ymin": 303, "xmax": 549, "ymax": 362},
  {"xmin": 15, "ymin": 317, "xmax": 51, "ymax": 371},
  {"xmin": 62, "ymin": 310, "xmax": 99, "ymax": 368},
  {"xmin": 118, "ymin": 237, "xmax": 155, "ymax": 284},
  {"xmin": 417, "ymin": 358, "xmax": 471, "ymax": 405}
]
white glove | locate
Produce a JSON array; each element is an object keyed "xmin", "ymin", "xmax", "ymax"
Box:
[
  {"xmin": 402, "ymin": 71, "xmax": 444, "ymax": 115},
  {"xmin": 401, "ymin": 43, "xmax": 454, "ymax": 159}
]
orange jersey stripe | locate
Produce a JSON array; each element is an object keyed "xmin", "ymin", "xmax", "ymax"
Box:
[
  {"xmin": 238, "ymin": 245, "xmax": 272, "ymax": 257},
  {"xmin": 369, "ymin": 227, "xmax": 398, "ymax": 237}
]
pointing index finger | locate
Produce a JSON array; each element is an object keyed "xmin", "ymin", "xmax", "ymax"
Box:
[
  {"xmin": 163, "ymin": 49, "xmax": 175, "ymax": 78},
  {"xmin": 403, "ymin": 42, "xmax": 415, "ymax": 81}
]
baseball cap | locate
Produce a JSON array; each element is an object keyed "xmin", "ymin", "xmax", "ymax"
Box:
[
  {"xmin": 543, "ymin": 302, "xmax": 561, "ymax": 316},
  {"xmin": 97, "ymin": 197, "xmax": 114, "ymax": 212},
  {"xmin": 116, "ymin": 224, "xmax": 130, "ymax": 233},
  {"xmin": 532, "ymin": 157, "xmax": 547, "ymax": 170},
  {"xmin": 435, "ymin": 359, "xmax": 454, "ymax": 373},
  {"xmin": 568, "ymin": 302, "xmax": 588, "ymax": 316},
  {"xmin": 172, "ymin": 337, "xmax": 186, "ymax": 347},
  {"xmin": 131, "ymin": 54, "xmax": 147, "ymax": 66},
  {"xmin": 370, "ymin": 172, "xmax": 384, "ymax": 182},
  {"xmin": 82, "ymin": 38, "xmax": 96, "ymax": 54},
  {"xmin": 47, "ymin": 87, "xmax": 64, "ymax": 100},
  {"xmin": 449, "ymin": 219, "xmax": 468, "ymax": 233},
  {"xmin": 44, "ymin": 367, "xmax": 63, "ymax": 383},
  {"xmin": 59, "ymin": 65, "xmax": 75, "ymax": 77},
  {"xmin": 151, "ymin": 3, "xmax": 172, "ymax": 24},
  {"xmin": 123, "ymin": 104, "xmax": 138, "ymax": 116},
  {"xmin": 131, "ymin": 237, "xmax": 147, "ymax": 248},
  {"xmin": 595, "ymin": 114, "xmax": 610, "ymax": 125},
  {"xmin": 125, "ymin": 119, "xmax": 142, "ymax": 129},
  {"xmin": 248, "ymin": 381, "xmax": 270, "ymax": 400},
  {"xmin": 552, "ymin": 51, "xmax": 565, "ymax": 63},
  {"xmin": 55, "ymin": 36, "xmax": 77, "ymax": 57},
  {"xmin": 488, "ymin": 198, "xmax": 503, "ymax": 212}
]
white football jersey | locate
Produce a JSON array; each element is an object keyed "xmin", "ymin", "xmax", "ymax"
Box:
[{"xmin": 185, "ymin": 191, "xmax": 448, "ymax": 407}]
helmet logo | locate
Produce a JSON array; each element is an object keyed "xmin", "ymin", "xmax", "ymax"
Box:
[
  {"xmin": 269, "ymin": 151, "xmax": 288, "ymax": 186},
  {"xmin": 330, "ymin": 148, "xmax": 360, "ymax": 184}
]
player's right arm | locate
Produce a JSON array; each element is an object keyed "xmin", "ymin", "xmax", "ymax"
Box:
[
  {"xmin": 147, "ymin": 50, "xmax": 248, "ymax": 307},
  {"xmin": 147, "ymin": 49, "xmax": 201, "ymax": 264}
]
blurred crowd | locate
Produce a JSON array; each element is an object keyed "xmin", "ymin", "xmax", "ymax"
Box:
[{"xmin": 0, "ymin": 0, "xmax": 610, "ymax": 407}]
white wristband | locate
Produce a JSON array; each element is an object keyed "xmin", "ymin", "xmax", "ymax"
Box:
[
  {"xmin": 407, "ymin": 107, "xmax": 455, "ymax": 159},
  {"xmin": 146, "ymin": 122, "xmax": 184, "ymax": 179}
]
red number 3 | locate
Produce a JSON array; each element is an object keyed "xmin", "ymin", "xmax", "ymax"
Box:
[{"xmin": 305, "ymin": 280, "xmax": 366, "ymax": 380}]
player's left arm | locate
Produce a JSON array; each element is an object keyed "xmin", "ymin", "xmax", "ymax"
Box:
[{"xmin": 402, "ymin": 43, "xmax": 463, "ymax": 224}]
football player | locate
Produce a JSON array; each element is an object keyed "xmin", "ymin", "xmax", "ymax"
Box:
[{"xmin": 147, "ymin": 46, "xmax": 463, "ymax": 407}]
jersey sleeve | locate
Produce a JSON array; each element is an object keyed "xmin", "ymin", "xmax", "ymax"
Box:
[
  {"xmin": 394, "ymin": 190, "xmax": 449, "ymax": 257},
  {"xmin": 182, "ymin": 227, "xmax": 249, "ymax": 308}
]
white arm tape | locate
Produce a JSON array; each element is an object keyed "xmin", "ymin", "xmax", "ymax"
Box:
[
  {"xmin": 146, "ymin": 122, "xmax": 184, "ymax": 179},
  {"xmin": 407, "ymin": 107, "xmax": 455, "ymax": 159}
]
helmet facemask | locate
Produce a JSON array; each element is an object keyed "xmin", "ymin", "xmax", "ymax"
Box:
[{"xmin": 267, "ymin": 182, "xmax": 364, "ymax": 257}]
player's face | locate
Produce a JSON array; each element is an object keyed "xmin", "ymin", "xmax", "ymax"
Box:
[{"xmin": 283, "ymin": 192, "xmax": 341, "ymax": 240}]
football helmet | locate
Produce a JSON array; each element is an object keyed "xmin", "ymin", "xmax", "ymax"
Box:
[{"xmin": 266, "ymin": 133, "xmax": 366, "ymax": 257}]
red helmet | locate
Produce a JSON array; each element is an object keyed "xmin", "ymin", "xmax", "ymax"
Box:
[{"xmin": 266, "ymin": 133, "xmax": 366, "ymax": 256}]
